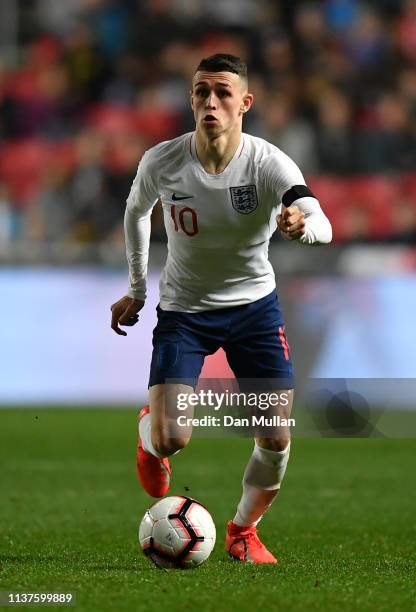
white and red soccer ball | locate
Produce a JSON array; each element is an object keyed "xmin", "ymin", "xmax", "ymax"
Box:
[{"xmin": 139, "ymin": 496, "xmax": 216, "ymax": 569}]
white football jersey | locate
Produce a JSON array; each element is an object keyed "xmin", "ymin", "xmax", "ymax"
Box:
[{"xmin": 125, "ymin": 132, "xmax": 332, "ymax": 312}]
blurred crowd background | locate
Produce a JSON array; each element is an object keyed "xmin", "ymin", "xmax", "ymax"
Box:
[
  {"xmin": 1, "ymin": 0, "xmax": 416, "ymax": 263},
  {"xmin": 2, "ymin": 0, "xmax": 416, "ymax": 404}
]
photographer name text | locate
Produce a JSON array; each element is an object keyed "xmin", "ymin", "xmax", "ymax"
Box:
[{"xmin": 176, "ymin": 415, "xmax": 295, "ymax": 428}]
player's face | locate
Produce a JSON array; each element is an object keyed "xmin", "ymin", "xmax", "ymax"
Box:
[{"xmin": 191, "ymin": 71, "xmax": 253, "ymax": 136}]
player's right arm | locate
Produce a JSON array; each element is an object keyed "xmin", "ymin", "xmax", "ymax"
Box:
[
  {"xmin": 110, "ymin": 150, "xmax": 159, "ymax": 336},
  {"xmin": 111, "ymin": 296, "xmax": 144, "ymax": 336}
]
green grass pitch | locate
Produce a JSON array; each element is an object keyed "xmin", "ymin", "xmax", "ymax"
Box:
[{"xmin": 0, "ymin": 409, "xmax": 415, "ymax": 612}]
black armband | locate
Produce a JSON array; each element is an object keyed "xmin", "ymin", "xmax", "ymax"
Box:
[{"xmin": 282, "ymin": 185, "xmax": 315, "ymax": 207}]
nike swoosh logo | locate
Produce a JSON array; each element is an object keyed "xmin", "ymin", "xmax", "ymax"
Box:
[{"xmin": 172, "ymin": 193, "xmax": 194, "ymax": 201}]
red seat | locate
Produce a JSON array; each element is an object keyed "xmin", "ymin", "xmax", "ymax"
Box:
[
  {"xmin": 349, "ymin": 176, "xmax": 398, "ymax": 238},
  {"xmin": 0, "ymin": 140, "xmax": 49, "ymax": 205},
  {"xmin": 86, "ymin": 105, "xmax": 137, "ymax": 135}
]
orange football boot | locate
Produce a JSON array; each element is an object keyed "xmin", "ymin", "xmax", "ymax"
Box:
[{"xmin": 225, "ymin": 520, "xmax": 278, "ymax": 563}]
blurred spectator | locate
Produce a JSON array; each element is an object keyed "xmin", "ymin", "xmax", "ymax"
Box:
[
  {"xmin": 293, "ymin": 2, "xmax": 328, "ymax": 74},
  {"xmin": 396, "ymin": 0, "xmax": 416, "ymax": 62},
  {"xmin": 63, "ymin": 24, "xmax": 109, "ymax": 104},
  {"xmin": 344, "ymin": 7, "xmax": 390, "ymax": 70},
  {"xmin": 357, "ymin": 92, "xmax": 416, "ymax": 172},
  {"xmin": 316, "ymin": 87, "xmax": 356, "ymax": 174},
  {"xmin": 325, "ymin": 0, "xmax": 359, "ymax": 33},
  {"xmin": 261, "ymin": 31, "xmax": 295, "ymax": 88},
  {"xmin": 102, "ymin": 55, "xmax": 141, "ymax": 105},
  {"xmin": 36, "ymin": 0, "xmax": 83, "ymax": 36},
  {"xmin": 254, "ymin": 93, "xmax": 318, "ymax": 174},
  {"xmin": 25, "ymin": 162, "xmax": 74, "ymax": 244},
  {"xmin": 129, "ymin": 0, "xmax": 188, "ymax": 61},
  {"xmin": 204, "ymin": 0, "xmax": 265, "ymax": 28},
  {"xmin": 83, "ymin": 0, "xmax": 130, "ymax": 61},
  {"xmin": 70, "ymin": 130, "xmax": 110, "ymax": 241},
  {"xmin": 0, "ymin": 60, "xmax": 16, "ymax": 139}
]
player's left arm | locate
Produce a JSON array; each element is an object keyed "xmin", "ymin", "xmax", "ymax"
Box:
[
  {"xmin": 263, "ymin": 150, "xmax": 332, "ymax": 245},
  {"xmin": 277, "ymin": 185, "xmax": 333, "ymax": 245}
]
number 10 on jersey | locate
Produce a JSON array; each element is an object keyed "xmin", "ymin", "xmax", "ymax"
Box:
[{"xmin": 170, "ymin": 205, "xmax": 199, "ymax": 236}]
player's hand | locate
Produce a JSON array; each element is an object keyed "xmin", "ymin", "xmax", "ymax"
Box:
[
  {"xmin": 110, "ymin": 296, "xmax": 144, "ymax": 336},
  {"xmin": 277, "ymin": 205, "xmax": 306, "ymax": 240}
]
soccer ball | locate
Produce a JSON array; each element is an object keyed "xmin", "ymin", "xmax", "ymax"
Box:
[{"xmin": 139, "ymin": 496, "xmax": 216, "ymax": 569}]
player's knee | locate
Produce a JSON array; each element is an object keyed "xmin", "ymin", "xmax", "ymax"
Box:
[
  {"xmin": 152, "ymin": 433, "xmax": 190, "ymax": 456},
  {"xmin": 257, "ymin": 437, "xmax": 291, "ymax": 452}
]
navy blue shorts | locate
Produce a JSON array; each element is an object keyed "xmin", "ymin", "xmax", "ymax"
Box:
[{"xmin": 148, "ymin": 290, "xmax": 294, "ymax": 390}]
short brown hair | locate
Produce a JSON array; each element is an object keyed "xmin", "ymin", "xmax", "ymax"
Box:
[{"xmin": 195, "ymin": 54, "xmax": 248, "ymax": 81}]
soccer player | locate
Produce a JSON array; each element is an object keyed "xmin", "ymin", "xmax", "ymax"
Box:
[{"xmin": 111, "ymin": 54, "xmax": 332, "ymax": 563}]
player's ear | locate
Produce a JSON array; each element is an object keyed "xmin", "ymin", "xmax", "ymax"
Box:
[
  {"xmin": 190, "ymin": 89, "xmax": 194, "ymax": 110},
  {"xmin": 241, "ymin": 92, "xmax": 254, "ymax": 114}
]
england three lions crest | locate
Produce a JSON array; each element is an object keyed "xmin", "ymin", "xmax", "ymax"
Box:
[{"xmin": 230, "ymin": 185, "xmax": 258, "ymax": 214}]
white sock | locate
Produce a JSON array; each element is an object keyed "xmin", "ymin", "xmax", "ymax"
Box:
[
  {"xmin": 234, "ymin": 442, "xmax": 291, "ymax": 527},
  {"xmin": 139, "ymin": 412, "xmax": 164, "ymax": 458}
]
